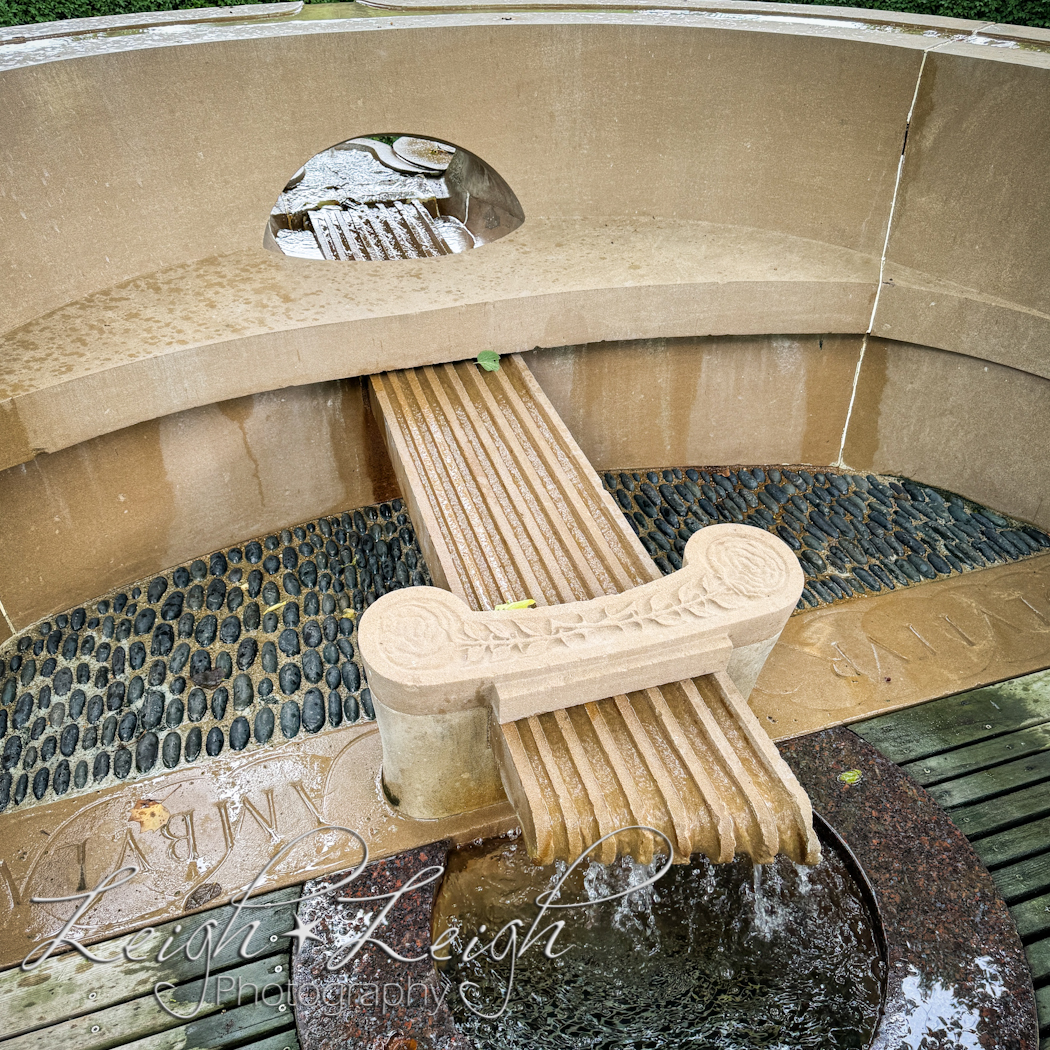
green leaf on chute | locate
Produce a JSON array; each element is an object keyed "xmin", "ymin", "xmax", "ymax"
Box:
[{"xmin": 477, "ymin": 350, "xmax": 501, "ymax": 372}]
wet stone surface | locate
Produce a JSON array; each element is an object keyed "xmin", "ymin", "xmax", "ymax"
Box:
[
  {"xmin": 602, "ymin": 466, "xmax": 1050, "ymax": 610},
  {"xmin": 0, "ymin": 499, "xmax": 432, "ymax": 812}
]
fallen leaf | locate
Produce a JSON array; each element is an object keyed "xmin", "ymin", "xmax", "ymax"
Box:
[{"xmin": 129, "ymin": 799, "xmax": 170, "ymax": 832}]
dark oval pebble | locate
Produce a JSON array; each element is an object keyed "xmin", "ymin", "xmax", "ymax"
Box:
[
  {"xmin": 1, "ymin": 679, "xmax": 17, "ymax": 706},
  {"xmin": 60, "ymin": 723, "xmax": 79, "ymax": 757},
  {"xmin": 117, "ymin": 711, "xmax": 137, "ymax": 741},
  {"xmin": 242, "ymin": 603, "xmax": 261, "ymax": 633},
  {"xmin": 328, "ymin": 691, "xmax": 343, "ymax": 728},
  {"xmin": 185, "ymin": 727, "xmax": 202, "ymax": 762},
  {"xmin": 2, "ymin": 736, "xmax": 22, "ymax": 771},
  {"xmin": 210, "ymin": 552, "xmax": 228, "ymax": 577},
  {"xmin": 282, "ymin": 546, "xmax": 298, "ymax": 570},
  {"xmin": 343, "ymin": 694, "xmax": 360, "ymax": 722},
  {"xmin": 305, "ymin": 591, "xmax": 321, "ymax": 616},
  {"xmin": 246, "ymin": 541, "xmax": 263, "ymax": 564},
  {"xmin": 12, "ymin": 692, "xmax": 33, "ymax": 731},
  {"xmin": 161, "ymin": 593, "xmax": 184, "ymax": 621},
  {"xmin": 101, "ymin": 713, "xmax": 118, "ymax": 747},
  {"xmin": 211, "ymin": 689, "xmax": 228, "ymax": 721},
  {"xmin": 227, "ymin": 588, "xmax": 244, "ymax": 613},
  {"xmin": 258, "ymin": 678, "xmax": 273, "ymax": 698},
  {"xmin": 81, "ymin": 724, "xmax": 98, "ymax": 750},
  {"xmin": 178, "ymin": 612, "xmax": 196, "ymax": 639},
  {"xmin": 51, "ymin": 759, "xmax": 71, "ymax": 796},
  {"xmin": 206, "ymin": 727, "xmax": 224, "ymax": 757},
  {"xmin": 20, "ymin": 659, "xmax": 36, "ymax": 687},
  {"xmin": 325, "ymin": 664, "xmax": 342, "ymax": 690},
  {"xmin": 169, "ymin": 642, "xmax": 189, "ymax": 675},
  {"xmin": 282, "ymin": 602, "xmax": 300, "ymax": 628},
  {"xmin": 187, "ymin": 688, "xmax": 207, "ymax": 722},
  {"xmin": 233, "ymin": 674, "xmax": 254, "ymax": 710},
  {"xmin": 279, "ymin": 664, "xmax": 302, "ymax": 695},
  {"xmin": 908, "ymin": 553, "xmax": 937, "ymax": 579},
  {"xmin": 236, "ymin": 638, "xmax": 258, "ymax": 671},
  {"xmin": 927, "ymin": 552, "xmax": 952, "ymax": 575},
  {"xmin": 147, "ymin": 577, "xmax": 168, "ymax": 604},
  {"xmin": 148, "ymin": 660, "xmax": 166, "ymax": 687},
  {"xmin": 92, "ymin": 751, "xmax": 111, "ymax": 781},
  {"xmin": 302, "ymin": 620, "xmax": 322, "ymax": 648},
  {"xmin": 187, "ymin": 585, "xmax": 205, "ymax": 612},
  {"xmin": 52, "ymin": 666, "xmax": 73, "ymax": 697},
  {"xmin": 359, "ymin": 688, "xmax": 374, "ymax": 719},
  {"xmin": 264, "ymin": 554, "xmax": 281, "ymax": 575},
  {"xmin": 280, "ymin": 701, "xmax": 301, "ymax": 738},
  {"xmin": 163, "ymin": 732, "xmax": 182, "ymax": 768},
  {"xmin": 261, "ymin": 642, "xmax": 278, "ymax": 673},
  {"xmin": 302, "ymin": 649, "xmax": 323, "ymax": 684},
  {"xmin": 195, "ymin": 616, "xmax": 218, "ymax": 648},
  {"xmin": 134, "ymin": 608, "xmax": 157, "ymax": 636},
  {"xmin": 73, "ymin": 760, "xmax": 88, "ymax": 789},
  {"xmin": 165, "ymin": 696, "xmax": 185, "ymax": 727},
  {"xmin": 230, "ymin": 717, "xmax": 250, "ymax": 751},
  {"xmin": 142, "ymin": 690, "xmax": 165, "ymax": 730},
  {"xmin": 339, "ymin": 660, "xmax": 362, "ymax": 693},
  {"xmin": 220, "ymin": 616, "xmax": 241, "ymax": 645},
  {"xmin": 127, "ymin": 640, "xmax": 146, "ymax": 670},
  {"xmin": 32, "ymin": 767, "xmax": 50, "ymax": 799},
  {"xmin": 299, "ymin": 561, "xmax": 318, "ymax": 588},
  {"xmin": 279, "ymin": 629, "xmax": 300, "ymax": 657},
  {"xmin": 190, "ymin": 650, "xmax": 212, "ymax": 679},
  {"xmin": 191, "ymin": 559, "xmax": 207, "ymax": 581},
  {"xmin": 253, "ymin": 706, "xmax": 274, "ymax": 743},
  {"xmin": 113, "ymin": 748, "xmax": 132, "ymax": 779},
  {"xmin": 301, "ymin": 689, "xmax": 325, "ymax": 733},
  {"xmin": 136, "ymin": 732, "xmax": 159, "ymax": 773},
  {"xmin": 172, "ymin": 567, "xmax": 190, "ymax": 589},
  {"xmin": 206, "ymin": 579, "xmax": 227, "ymax": 612},
  {"xmin": 30, "ymin": 717, "xmax": 46, "ymax": 741}
]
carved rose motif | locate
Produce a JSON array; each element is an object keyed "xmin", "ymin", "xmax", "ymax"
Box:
[
  {"xmin": 383, "ymin": 601, "xmax": 457, "ymax": 669},
  {"xmin": 704, "ymin": 535, "xmax": 787, "ymax": 607}
]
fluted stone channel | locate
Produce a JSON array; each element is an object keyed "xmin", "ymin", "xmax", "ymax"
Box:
[{"xmin": 0, "ymin": 499, "xmax": 431, "ymax": 812}]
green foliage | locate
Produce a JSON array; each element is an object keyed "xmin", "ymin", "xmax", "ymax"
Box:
[{"xmin": 2, "ymin": 0, "xmax": 1049, "ymax": 34}]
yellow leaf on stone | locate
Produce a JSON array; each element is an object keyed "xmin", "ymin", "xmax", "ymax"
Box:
[
  {"xmin": 129, "ymin": 799, "xmax": 170, "ymax": 832},
  {"xmin": 264, "ymin": 600, "xmax": 289, "ymax": 615},
  {"xmin": 494, "ymin": 599, "xmax": 536, "ymax": 611}
]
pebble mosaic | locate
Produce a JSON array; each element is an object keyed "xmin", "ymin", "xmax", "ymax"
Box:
[
  {"xmin": 0, "ymin": 499, "xmax": 432, "ymax": 812},
  {"xmin": 601, "ymin": 466, "xmax": 1050, "ymax": 609}
]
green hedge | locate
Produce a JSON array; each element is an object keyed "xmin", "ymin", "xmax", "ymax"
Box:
[{"xmin": 2, "ymin": 0, "xmax": 1048, "ymax": 31}]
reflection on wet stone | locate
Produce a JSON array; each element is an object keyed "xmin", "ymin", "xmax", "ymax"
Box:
[{"xmin": 0, "ymin": 499, "xmax": 430, "ymax": 811}]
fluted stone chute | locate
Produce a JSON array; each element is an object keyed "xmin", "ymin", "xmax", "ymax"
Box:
[{"xmin": 363, "ymin": 354, "xmax": 819, "ymax": 866}]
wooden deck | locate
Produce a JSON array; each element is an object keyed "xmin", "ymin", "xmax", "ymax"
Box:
[
  {"xmin": 0, "ymin": 888, "xmax": 300, "ymax": 1050},
  {"xmin": 853, "ymin": 668, "xmax": 1050, "ymax": 1050}
]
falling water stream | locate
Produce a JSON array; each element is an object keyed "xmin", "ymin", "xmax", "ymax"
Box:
[{"xmin": 432, "ymin": 824, "xmax": 885, "ymax": 1049}]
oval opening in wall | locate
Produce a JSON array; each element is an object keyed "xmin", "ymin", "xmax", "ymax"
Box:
[{"xmin": 265, "ymin": 135, "xmax": 524, "ymax": 262}]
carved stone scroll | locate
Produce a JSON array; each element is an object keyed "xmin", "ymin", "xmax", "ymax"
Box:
[{"xmin": 359, "ymin": 525, "xmax": 804, "ymax": 725}]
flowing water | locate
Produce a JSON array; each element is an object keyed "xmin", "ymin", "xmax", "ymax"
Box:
[{"xmin": 432, "ymin": 826, "xmax": 885, "ymax": 1049}]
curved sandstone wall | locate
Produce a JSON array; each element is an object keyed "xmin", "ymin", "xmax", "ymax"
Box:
[{"xmin": 1, "ymin": 3, "xmax": 1048, "ymax": 635}]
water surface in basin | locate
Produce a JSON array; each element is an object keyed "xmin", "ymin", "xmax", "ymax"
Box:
[{"xmin": 433, "ymin": 828, "xmax": 885, "ymax": 1048}]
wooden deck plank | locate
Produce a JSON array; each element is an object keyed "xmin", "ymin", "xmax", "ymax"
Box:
[
  {"xmin": 0, "ymin": 888, "xmax": 298, "ymax": 1041},
  {"xmin": 1028, "ymin": 936, "xmax": 1050, "ymax": 983},
  {"xmin": 927, "ymin": 750, "xmax": 1050, "ymax": 809},
  {"xmin": 971, "ymin": 815, "xmax": 1050, "ymax": 869},
  {"xmin": 116, "ymin": 999, "xmax": 292, "ymax": 1050},
  {"xmin": 1, "ymin": 955, "xmax": 289, "ymax": 1050},
  {"xmin": 944, "ymin": 781, "xmax": 1050, "ymax": 840},
  {"xmin": 1008, "ymin": 890, "xmax": 1050, "ymax": 942},
  {"xmin": 852, "ymin": 670, "xmax": 1050, "ymax": 763},
  {"xmin": 240, "ymin": 1033, "xmax": 299, "ymax": 1050},
  {"xmin": 902, "ymin": 722, "xmax": 1050, "ymax": 788},
  {"xmin": 991, "ymin": 851, "xmax": 1050, "ymax": 906}
]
